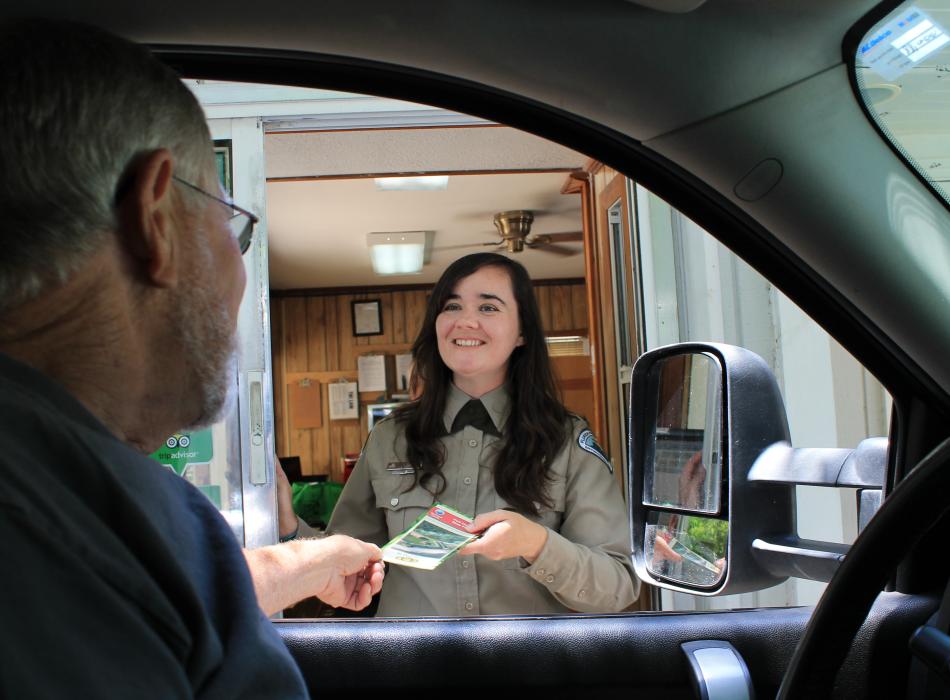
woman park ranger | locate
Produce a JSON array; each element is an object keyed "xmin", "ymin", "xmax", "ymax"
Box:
[{"xmin": 328, "ymin": 252, "xmax": 639, "ymax": 616}]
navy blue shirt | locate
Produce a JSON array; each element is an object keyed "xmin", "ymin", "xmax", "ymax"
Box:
[{"xmin": 0, "ymin": 353, "xmax": 308, "ymax": 698}]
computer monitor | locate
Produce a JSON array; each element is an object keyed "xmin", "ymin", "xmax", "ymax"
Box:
[{"xmin": 367, "ymin": 402, "xmax": 405, "ymax": 431}]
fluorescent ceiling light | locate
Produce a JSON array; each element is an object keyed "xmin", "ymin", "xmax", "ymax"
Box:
[
  {"xmin": 367, "ymin": 231, "xmax": 428, "ymax": 275},
  {"xmin": 374, "ymin": 175, "xmax": 449, "ymax": 191}
]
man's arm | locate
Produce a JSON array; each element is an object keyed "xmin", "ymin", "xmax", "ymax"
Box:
[{"xmin": 244, "ymin": 535, "xmax": 384, "ymax": 616}]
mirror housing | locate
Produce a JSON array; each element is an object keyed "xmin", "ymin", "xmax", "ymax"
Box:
[{"xmin": 629, "ymin": 343, "xmax": 795, "ymax": 595}]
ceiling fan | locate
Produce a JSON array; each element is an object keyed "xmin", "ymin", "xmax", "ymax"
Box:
[{"xmin": 475, "ymin": 210, "xmax": 584, "ymax": 256}]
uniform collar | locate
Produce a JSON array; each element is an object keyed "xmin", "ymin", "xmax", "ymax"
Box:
[{"xmin": 444, "ymin": 382, "xmax": 510, "ymax": 435}]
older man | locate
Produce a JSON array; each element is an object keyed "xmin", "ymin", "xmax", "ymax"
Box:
[{"xmin": 0, "ymin": 19, "xmax": 381, "ymax": 698}]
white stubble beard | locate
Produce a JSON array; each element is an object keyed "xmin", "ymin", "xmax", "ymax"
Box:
[{"xmin": 176, "ymin": 238, "xmax": 240, "ymax": 431}]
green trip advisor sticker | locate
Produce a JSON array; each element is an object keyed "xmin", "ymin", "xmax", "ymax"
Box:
[{"xmin": 151, "ymin": 429, "xmax": 214, "ymax": 475}]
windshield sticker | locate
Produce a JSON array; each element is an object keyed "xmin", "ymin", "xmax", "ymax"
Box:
[{"xmin": 860, "ymin": 6, "xmax": 950, "ymax": 80}]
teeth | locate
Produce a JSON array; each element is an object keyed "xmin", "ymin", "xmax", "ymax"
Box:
[{"xmin": 454, "ymin": 339, "xmax": 483, "ymax": 347}]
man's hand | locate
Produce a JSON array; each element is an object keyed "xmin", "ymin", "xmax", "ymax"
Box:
[
  {"xmin": 244, "ymin": 535, "xmax": 384, "ymax": 616},
  {"xmin": 459, "ymin": 510, "xmax": 548, "ymax": 563},
  {"xmin": 310, "ymin": 535, "xmax": 385, "ymax": 610}
]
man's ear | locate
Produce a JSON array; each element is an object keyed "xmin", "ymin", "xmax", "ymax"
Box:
[{"xmin": 115, "ymin": 148, "xmax": 180, "ymax": 288}]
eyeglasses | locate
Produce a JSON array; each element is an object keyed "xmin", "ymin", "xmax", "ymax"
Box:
[{"xmin": 172, "ymin": 175, "xmax": 258, "ymax": 254}]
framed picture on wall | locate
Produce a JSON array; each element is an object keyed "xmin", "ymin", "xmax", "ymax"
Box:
[
  {"xmin": 352, "ymin": 299, "xmax": 383, "ymax": 336},
  {"xmin": 213, "ymin": 140, "xmax": 232, "ymax": 196}
]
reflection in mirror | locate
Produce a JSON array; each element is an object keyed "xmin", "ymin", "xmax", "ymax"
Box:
[
  {"xmin": 645, "ymin": 511, "xmax": 727, "ymax": 588},
  {"xmin": 643, "ymin": 352, "xmax": 722, "ymax": 513}
]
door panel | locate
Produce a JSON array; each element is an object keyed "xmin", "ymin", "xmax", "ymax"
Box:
[
  {"xmin": 278, "ymin": 608, "xmax": 810, "ymax": 697},
  {"xmin": 551, "ymin": 354, "xmax": 595, "ymax": 423},
  {"xmin": 276, "ymin": 592, "xmax": 933, "ymax": 698}
]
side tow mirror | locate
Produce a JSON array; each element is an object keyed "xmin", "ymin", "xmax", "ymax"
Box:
[{"xmin": 628, "ymin": 343, "xmax": 794, "ymax": 595}]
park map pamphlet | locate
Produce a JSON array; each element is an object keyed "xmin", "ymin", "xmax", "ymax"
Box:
[{"xmin": 382, "ymin": 503, "xmax": 477, "ymax": 570}]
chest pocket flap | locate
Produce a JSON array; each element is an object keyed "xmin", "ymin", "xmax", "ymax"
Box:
[{"xmin": 372, "ymin": 476, "xmax": 434, "ymax": 511}]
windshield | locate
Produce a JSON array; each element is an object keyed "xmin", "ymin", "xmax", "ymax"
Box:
[{"xmin": 855, "ymin": 1, "xmax": 950, "ymax": 205}]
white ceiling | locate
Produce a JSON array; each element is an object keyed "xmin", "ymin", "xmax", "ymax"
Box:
[
  {"xmin": 267, "ymin": 171, "xmax": 584, "ymax": 289},
  {"xmin": 263, "ymin": 126, "xmax": 588, "ymax": 289}
]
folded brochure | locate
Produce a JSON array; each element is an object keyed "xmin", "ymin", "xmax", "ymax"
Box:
[{"xmin": 382, "ymin": 503, "xmax": 477, "ymax": 570}]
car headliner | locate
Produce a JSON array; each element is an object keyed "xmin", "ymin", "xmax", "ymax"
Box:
[{"xmin": 10, "ymin": 0, "xmax": 950, "ymax": 407}]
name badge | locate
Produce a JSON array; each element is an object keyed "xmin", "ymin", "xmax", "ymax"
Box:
[{"xmin": 386, "ymin": 462, "xmax": 415, "ymax": 475}]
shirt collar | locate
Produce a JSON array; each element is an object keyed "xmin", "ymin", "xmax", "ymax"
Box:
[
  {"xmin": 444, "ymin": 382, "xmax": 511, "ymax": 435},
  {"xmin": 0, "ymin": 351, "xmax": 114, "ymax": 438}
]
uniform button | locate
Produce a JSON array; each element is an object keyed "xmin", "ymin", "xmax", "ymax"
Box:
[
  {"xmin": 463, "ymin": 476, "xmax": 472, "ymax": 485},
  {"xmin": 545, "ymin": 574, "xmax": 555, "ymax": 583},
  {"xmin": 462, "ymin": 560, "xmax": 471, "ymax": 569},
  {"xmin": 390, "ymin": 497, "xmax": 399, "ymax": 507},
  {"xmin": 465, "ymin": 602, "xmax": 474, "ymax": 611},
  {"xmin": 536, "ymin": 569, "xmax": 545, "ymax": 576},
  {"xmin": 578, "ymin": 589, "xmax": 587, "ymax": 598},
  {"xmin": 468, "ymin": 439, "xmax": 478, "ymax": 448}
]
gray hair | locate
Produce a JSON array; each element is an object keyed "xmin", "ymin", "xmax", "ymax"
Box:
[{"xmin": 0, "ymin": 19, "xmax": 212, "ymax": 311}]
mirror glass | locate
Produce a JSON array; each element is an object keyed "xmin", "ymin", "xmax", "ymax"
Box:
[
  {"xmin": 643, "ymin": 352, "xmax": 722, "ymax": 514},
  {"xmin": 645, "ymin": 512, "xmax": 727, "ymax": 588}
]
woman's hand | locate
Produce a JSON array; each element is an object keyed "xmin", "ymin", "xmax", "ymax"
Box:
[
  {"xmin": 678, "ymin": 451, "xmax": 706, "ymax": 509},
  {"xmin": 652, "ymin": 533, "xmax": 683, "ymax": 564},
  {"xmin": 275, "ymin": 456, "xmax": 300, "ymax": 540},
  {"xmin": 459, "ymin": 509, "xmax": 549, "ymax": 563}
]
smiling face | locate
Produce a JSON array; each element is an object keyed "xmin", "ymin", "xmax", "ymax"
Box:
[{"xmin": 435, "ymin": 264, "xmax": 524, "ymax": 398}]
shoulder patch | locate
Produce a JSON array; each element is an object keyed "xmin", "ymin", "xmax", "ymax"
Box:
[{"xmin": 578, "ymin": 429, "xmax": 612, "ymax": 473}]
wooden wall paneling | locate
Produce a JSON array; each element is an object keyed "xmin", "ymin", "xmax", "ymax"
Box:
[
  {"xmin": 288, "ymin": 407, "xmax": 315, "ymax": 475},
  {"xmin": 550, "ymin": 284, "xmax": 573, "ymax": 331},
  {"xmin": 337, "ymin": 295, "xmax": 357, "ymax": 369},
  {"xmin": 571, "ymin": 285, "xmax": 588, "ymax": 333},
  {"xmin": 328, "ymin": 423, "xmax": 343, "ymax": 483},
  {"xmin": 405, "ymin": 289, "xmax": 428, "ymax": 345},
  {"xmin": 283, "ymin": 298, "xmax": 314, "ymax": 473},
  {"xmin": 305, "ymin": 297, "xmax": 327, "ymax": 371},
  {"xmin": 535, "ymin": 285, "xmax": 552, "ymax": 332},
  {"xmin": 392, "ymin": 291, "xmax": 407, "ymax": 344},
  {"xmin": 324, "ymin": 296, "xmax": 340, "ymax": 371},
  {"xmin": 343, "ymin": 423, "xmax": 364, "ymax": 479},
  {"xmin": 551, "ymin": 355, "xmax": 595, "ymax": 424},
  {"xmin": 284, "ymin": 297, "xmax": 310, "ymax": 373}
]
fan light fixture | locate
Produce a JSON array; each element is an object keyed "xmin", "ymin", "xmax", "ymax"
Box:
[
  {"xmin": 367, "ymin": 231, "xmax": 427, "ymax": 275},
  {"xmin": 374, "ymin": 176, "xmax": 449, "ymax": 191}
]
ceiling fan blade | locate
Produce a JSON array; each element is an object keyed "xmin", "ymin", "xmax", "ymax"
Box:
[
  {"xmin": 538, "ymin": 231, "xmax": 584, "ymax": 242},
  {"xmin": 527, "ymin": 241, "xmax": 580, "ymax": 257},
  {"xmin": 432, "ymin": 240, "xmax": 502, "ymax": 252}
]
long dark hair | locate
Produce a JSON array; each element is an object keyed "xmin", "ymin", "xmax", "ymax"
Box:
[{"xmin": 395, "ymin": 252, "xmax": 569, "ymax": 516}]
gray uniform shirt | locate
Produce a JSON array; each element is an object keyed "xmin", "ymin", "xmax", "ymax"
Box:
[{"xmin": 328, "ymin": 383, "xmax": 640, "ymax": 616}]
